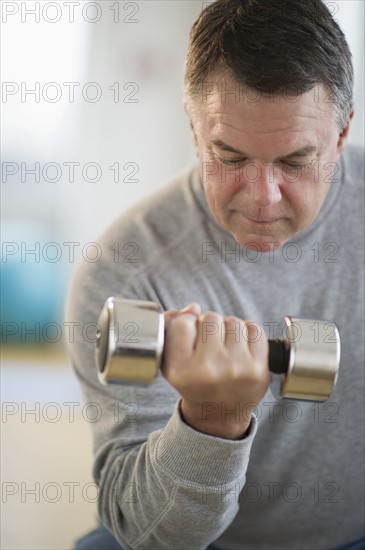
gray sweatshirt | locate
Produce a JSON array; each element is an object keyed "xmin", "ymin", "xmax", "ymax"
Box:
[{"xmin": 65, "ymin": 144, "xmax": 364, "ymax": 550}]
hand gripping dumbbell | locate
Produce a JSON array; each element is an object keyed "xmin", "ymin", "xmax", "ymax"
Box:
[{"xmin": 95, "ymin": 297, "xmax": 340, "ymax": 402}]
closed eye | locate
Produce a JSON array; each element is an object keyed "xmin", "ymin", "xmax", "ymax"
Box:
[
  {"xmin": 285, "ymin": 162, "xmax": 305, "ymax": 168},
  {"xmin": 281, "ymin": 161, "xmax": 311, "ymax": 169},
  {"xmin": 219, "ymin": 157, "xmax": 246, "ymax": 166}
]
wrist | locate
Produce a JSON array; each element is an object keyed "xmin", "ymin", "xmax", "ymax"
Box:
[{"xmin": 180, "ymin": 399, "xmax": 253, "ymax": 440}]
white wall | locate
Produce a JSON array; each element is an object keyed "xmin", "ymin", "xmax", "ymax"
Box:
[{"xmin": 59, "ymin": 1, "xmax": 203, "ymax": 245}]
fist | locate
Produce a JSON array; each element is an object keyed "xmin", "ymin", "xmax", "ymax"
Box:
[{"xmin": 162, "ymin": 305, "xmax": 270, "ymax": 439}]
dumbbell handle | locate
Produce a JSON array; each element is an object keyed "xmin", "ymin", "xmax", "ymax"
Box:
[
  {"xmin": 268, "ymin": 340, "xmax": 291, "ymax": 375},
  {"xmin": 96, "ymin": 298, "xmax": 340, "ymax": 401}
]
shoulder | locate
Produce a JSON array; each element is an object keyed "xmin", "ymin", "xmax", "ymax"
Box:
[
  {"xmin": 106, "ymin": 164, "xmax": 201, "ymax": 251},
  {"xmin": 97, "ymin": 164, "xmax": 208, "ymax": 283}
]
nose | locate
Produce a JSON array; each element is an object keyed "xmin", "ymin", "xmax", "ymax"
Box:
[{"xmin": 249, "ymin": 163, "xmax": 282, "ymax": 208}]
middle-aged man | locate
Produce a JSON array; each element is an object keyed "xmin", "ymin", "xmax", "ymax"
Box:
[{"xmin": 66, "ymin": 1, "xmax": 365, "ymax": 549}]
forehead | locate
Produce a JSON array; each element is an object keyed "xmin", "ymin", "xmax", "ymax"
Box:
[{"xmin": 197, "ymin": 72, "xmax": 337, "ymax": 155}]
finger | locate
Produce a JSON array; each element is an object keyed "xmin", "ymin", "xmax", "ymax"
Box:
[
  {"xmin": 164, "ymin": 310, "xmax": 179, "ymax": 331},
  {"xmin": 180, "ymin": 302, "xmax": 201, "ymax": 317},
  {"xmin": 164, "ymin": 303, "xmax": 201, "ymax": 331},
  {"xmin": 196, "ymin": 312, "xmax": 224, "ymax": 355},
  {"xmin": 224, "ymin": 316, "xmax": 245, "ymax": 350},
  {"xmin": 164, "ymin": 313, "xmax": 198, "ymax": 364},
  {"xmin": 245, "ymin": 321, "xmax": 268, "ymax": 364}
]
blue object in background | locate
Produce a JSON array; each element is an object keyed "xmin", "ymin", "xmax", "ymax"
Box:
[{"xmin": 1, "ymin": 219, "xmax": 67, "ymax": 344}]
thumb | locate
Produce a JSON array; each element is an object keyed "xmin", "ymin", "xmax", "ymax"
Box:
[
  {"xmin": 180, "ymin": 302, "xmax": 201, "ymax": 317},
  {"xmin": 164, "ymin": 303, "xmax": 201, "ymax": 330}
]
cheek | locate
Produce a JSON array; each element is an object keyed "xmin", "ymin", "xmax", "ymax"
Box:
[
  {"xmin": 206, "ymin": 170, "xmax": 242, "ymax": 199},
  {"xmin": 204, "ymin": 174, "xmax": 240, "ymax": 214},
  {"xmin": 285, "ymin": 180, "xmax": 322, "ymax": 224}
]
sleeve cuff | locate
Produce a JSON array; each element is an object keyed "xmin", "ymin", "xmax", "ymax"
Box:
[{"xmin": 153, "ymin": 399, "xmax": 258, "ymax": 488}]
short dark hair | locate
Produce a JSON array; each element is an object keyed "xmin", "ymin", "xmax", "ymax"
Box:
[{"xmin": 184, "ymin": 0, "xmax": 354, "ymax": 130}]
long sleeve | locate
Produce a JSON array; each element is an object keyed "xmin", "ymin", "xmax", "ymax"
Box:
[{"xmin": 94, "ymin": 397, "xmax": 257, "ymax": 550}]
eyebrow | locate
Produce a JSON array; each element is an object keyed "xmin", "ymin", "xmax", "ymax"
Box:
[{"xmin": 211, "ymin": 139, "xmax": 318, "ymax": 159}]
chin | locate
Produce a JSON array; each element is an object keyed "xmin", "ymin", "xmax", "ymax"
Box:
[
  {"xmin": 226, "ymin": 217, "xmax": 296, "ymax": 252},
  {"xmin": 246, "ymin": 240, "xmax": 283, "ymax": 253},
  {"xmin": 234, "ymin": 233, "xmax": 287, "ymax": 252}
]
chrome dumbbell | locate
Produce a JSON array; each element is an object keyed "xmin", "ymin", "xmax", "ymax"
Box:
[{"xmin": 95, "ymin": 297, "xmax": 340, "ymax": 402}]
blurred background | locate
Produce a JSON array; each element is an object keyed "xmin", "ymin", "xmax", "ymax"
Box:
[{"xmin": 1, "ymin": 1, "xmax": 364, "ymax": 548}]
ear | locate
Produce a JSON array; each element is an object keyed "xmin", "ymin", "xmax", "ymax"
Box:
[
  {"xmin": 336, "ymin": 109, "xmax": 354, "ymax": 157},
  {"xmin": 187, "ymin": 117, "xmax": 200, "ymax": 158}
]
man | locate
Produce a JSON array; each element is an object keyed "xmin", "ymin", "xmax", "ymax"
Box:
[{"xmin": 66, "ymin": 0, "xmax": 364, "ymax": 548}]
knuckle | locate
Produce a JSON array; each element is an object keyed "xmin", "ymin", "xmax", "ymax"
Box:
[
  {"xmin": 199, "ymin": 311, "xmax": 222, "ymax": 324},
  {"xmin": 171, "ymin": 312, "xmax": 196, "ymax": 328},
  {"xmin": 224, "ymin": 315, "xmax": 240, "ymax": 325}
]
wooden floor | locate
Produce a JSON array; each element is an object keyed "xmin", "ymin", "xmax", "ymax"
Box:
[{"xmin": 1, "ymin": 346, "xmax": 98, "ymax": 549}]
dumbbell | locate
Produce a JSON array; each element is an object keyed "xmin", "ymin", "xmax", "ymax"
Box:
[{"xmin": 95, "ymin": 297, "xmax": 340, "ymax": 402}]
